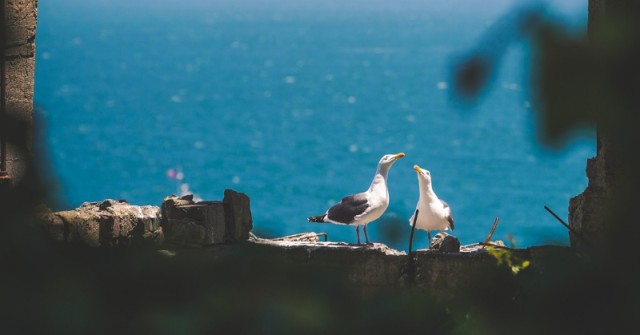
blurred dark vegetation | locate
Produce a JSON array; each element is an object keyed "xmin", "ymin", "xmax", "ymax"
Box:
[
  {"xmin": 451, "ymin": 0, "xmax": 640, "ymax": 333},
  {"xmin": 2, "ymin": 1, "xmax": 640, "ymax": 334}
]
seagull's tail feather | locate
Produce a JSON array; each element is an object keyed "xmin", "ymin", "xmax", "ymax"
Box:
[{"xmin": 308, "ymin": 214, "xmax": 327, "ymax": 223}]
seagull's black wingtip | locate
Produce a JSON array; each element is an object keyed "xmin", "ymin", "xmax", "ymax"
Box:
[{"xmin": 308, "ymin": 215, "xmax": 326, "ymax": 223}]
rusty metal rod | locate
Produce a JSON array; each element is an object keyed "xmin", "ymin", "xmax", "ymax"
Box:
[
  {"xmin": 544, "ymin": 205, "xmax": 593, "ymax": 248},
  {"xmin": 406, "ymin": 209, "xmax": 420, "ymax": 286},
  {"xmin": 408, "ymin": 209, "xmax": 419, "ymax": 255},
  {"xmin": 544, "ymin": 205, "xmax": 581, "ymax": 237}
]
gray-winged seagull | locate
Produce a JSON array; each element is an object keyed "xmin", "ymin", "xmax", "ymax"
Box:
[{"xmin": 308, "ymin": 152, "xmax": 405, "ymax": 245}]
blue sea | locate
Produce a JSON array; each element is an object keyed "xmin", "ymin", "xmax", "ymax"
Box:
[{"xmin": 34, "ymin": 0, "xmax": 593, "ymax": 251}]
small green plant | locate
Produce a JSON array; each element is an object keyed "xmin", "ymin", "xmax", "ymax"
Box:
[{"xmin": 486, "ymin": 245, "xmax": 530, "ymax": 275}]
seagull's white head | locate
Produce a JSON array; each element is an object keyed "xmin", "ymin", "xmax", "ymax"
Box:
[
  {"xmin": 413, "ymin": 164, "xmax": 432, "ymax": 185},
  {"xmin": 375, "ymin": 152, "xmax": 405, "ymax": 175},
  {"xmin": 378, "ymin": 152, "xmax": 405, "ymax": 167}
]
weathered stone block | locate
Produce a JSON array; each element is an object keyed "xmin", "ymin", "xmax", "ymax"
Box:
[
  {"xmin": 223, "ymin": 189, "xmax": 252, "ymax": 241},
  {"xmin": 249, "ymin": 239, "xmax": 406, "ymax": 289},
  {"xmin": 56, "ymin": 206, "xmax": 101, "ymax": 247},
  {"xmin": 430, "ymin": 232, "xmax": 461, "ymax": 253},
  {"xmin": 39, "ymin": 200, "xmax": 164, "ymax": 247},
  {"xmin": 201, "ymin": 201, "xmax": 225, "ymax": 245},
  {"xmin": 569, "ymin": 189, "xmax": 608, "ymax": 249},
  {"xmin": 160, "ymin": 194, "xmax": 194, "ymax": 223},
  {"xmin": 161, "ymin": 195, "xmax": 227, "ymax": 245},
  {"xmin": 4, "ymin": 0, "xmax": 38, "ymax": 47},
  {"xmin": 6, "ymin": 57, "xmax": 35, "ymax": 98},
  {"xmin": 2, "ymin": 0, "xmax": 37, "ymax": 186},
  {"xmin": 36, "ymin": 206, "xmax": 65, "ymax": 242},
  {"xmin": 164, "ymin": 219, "xmax": 205, "ymax": 247}
]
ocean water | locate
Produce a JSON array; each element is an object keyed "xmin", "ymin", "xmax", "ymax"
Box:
[{"xmin": 34, "ymin": 0, "xmax": 593, "ymax": 251}]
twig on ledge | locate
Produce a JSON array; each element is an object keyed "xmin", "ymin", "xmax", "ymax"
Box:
[
  {"xmin": 463, "ymin": 241, "xmax": 514, "ymax": 251},
  {"xmin": 271, "ymin": 232, "xmax": 328, "ymax": 242},
  {"xmin": 478, "ymin": 242, "xmax": 513, "ymax": 250},
  {"xmin": 484, "ymin": 217, "xmax": 500, "ymax": 244}
]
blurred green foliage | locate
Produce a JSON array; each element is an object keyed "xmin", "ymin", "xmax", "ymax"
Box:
[{"xmin": 486, "ymin": 245, "xmax": 530, "ymax": 274}]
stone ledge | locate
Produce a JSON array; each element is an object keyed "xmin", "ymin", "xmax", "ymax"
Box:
[
  {"xmin": 209, "ymin": 233, "xmax": 570, "ymax": 294},
  {"xmin": 37, "ymin": 191, "xmax": 575, "ymax": 296}
]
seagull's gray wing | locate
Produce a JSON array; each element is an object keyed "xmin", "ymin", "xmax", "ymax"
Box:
[
  {"xmin": 327, "ymin": 193, "xmax": 370, "ymax": 224},
  {"xmin": 441, "ymin": 200, "xmax": 455, "ymax": 230}
]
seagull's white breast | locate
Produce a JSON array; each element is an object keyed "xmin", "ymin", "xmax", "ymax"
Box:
[
  {"xmin": 411, "ymin": 197, "xmax": 450, "ymax": 232},
  {"xmin": 353, "ymin": 175, "xmax": 389, "ymax": 225}
]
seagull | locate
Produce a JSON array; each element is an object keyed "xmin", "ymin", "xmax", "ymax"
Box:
[
  {"xmin": 409, "ymin": 164, "xmax": 455, "ymax": 247},
  {"xmin": 308, "ymin": 152, "xmax": 405, "ymax": 245}
]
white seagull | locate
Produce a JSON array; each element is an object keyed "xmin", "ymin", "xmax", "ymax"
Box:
[
  {"xmin": 409, "ymin": 164, "xmax": 455, "ymax": 247},
  {"xmin": 308, "ymin": 152, "xmax": 405, "ymax": 245}
]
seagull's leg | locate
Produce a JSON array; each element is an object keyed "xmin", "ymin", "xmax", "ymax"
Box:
[
  {"xmin": 356, "ymin": 226, "xmax": 361, "ymax": 245},
  {"xmin": 364, "ymin": 224, "xmax": 372, "ymax": 245},
  {"xmin": 427, "ymin": 231, "xmax": 431, "ymax": 249}
]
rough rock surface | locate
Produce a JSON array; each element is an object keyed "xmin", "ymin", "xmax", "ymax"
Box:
[
  {"xmin": 2, "ymin": 0, "xmax": 38, "ymax": 185},
  {"xmin": 161, "ymin": 194, "xmax": 226, "ymax": 246},
  {"xmin": 241, "ymin": 234, "xmax": 570, "ymax": 295},
  {"xmin": 223, "ymin": 189, "xmax": 253, "ymax": 241},
  {"xmin": 39, "ymin": 199, "xmax": 164, "ymax": 247},
  {"xmin": 430, "ymin": 232, "xmax": 461, "ymax": 252},
  {"xmin": 37, "ymin": 194, "xmax": 575, "ymax": 297},
  {"xmin": 35, "ymin": 189, "xmax": 573, "ymax": 297},
  {"xmin": 569, "ymin": 156, "xmax": 609, "ymax": 249},
  {"xmin": 248, "ymin": 236, "xmax": 407, "ymax": 289},
  {"xmin": 161, "ymin": 189, "xmax": 251, "ymax": 246}
]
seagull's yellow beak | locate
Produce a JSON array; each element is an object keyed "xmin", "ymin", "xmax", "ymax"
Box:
[
  {"xmin": 394, "ymin": 152, "xmax": 405, "ymax": 159},
  {"xmin": 413, "ymin": 164, "xmax": 422, "ymax": 172}
]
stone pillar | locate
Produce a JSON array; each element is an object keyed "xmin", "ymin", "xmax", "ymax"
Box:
[
  {"xmin": 223, "ymin": 189, "xmax": 253, "ymax": 241},
  {"xmin": 161, "ymin": 195, "xmax": 227, "ymax": 247},
  {"xmin": 569, "ymin": 0, "xmax": 640, "ymax": 250},
  {"xmin": 0, "ymin": 0, "xmax": 37, "ymax": 186},
  {"xmin": 568, "ymin": 0, "xmax": 610, "ymax": 249}
]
